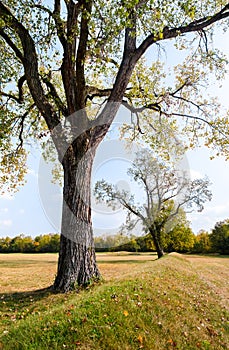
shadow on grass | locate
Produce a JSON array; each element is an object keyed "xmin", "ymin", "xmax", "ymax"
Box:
[
  {"xmin": 98, "ymin": 259, "xmax": 156, "ymax": 264},
  {"xmin": 0, "ymin": 286, "xmax": 58, "ymax": 317}
]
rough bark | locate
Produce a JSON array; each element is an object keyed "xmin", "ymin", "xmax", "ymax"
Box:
[{"xmin": 54, "ymin": 136, "xmax": 100, "ymax": 292}]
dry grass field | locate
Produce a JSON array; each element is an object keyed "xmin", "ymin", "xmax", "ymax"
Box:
[
  {"xmin": 0, "ymin": 252, "xmax": 157, "ymax": 293},
  {"xmin": 0, "ymin": 252, "xmax": 228, "ymax": 299},
  {"xmin": 185, "ymin": 255, "xmax": 229, "ymax": 310},
  {"xmin": 0, "ymin": 252, "xmax": 228, "ymax": 350}
]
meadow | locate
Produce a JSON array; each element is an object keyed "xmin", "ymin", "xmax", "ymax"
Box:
[{"xmin": 0, "ymin": 252, "xmax": 228, "ymax": 349}]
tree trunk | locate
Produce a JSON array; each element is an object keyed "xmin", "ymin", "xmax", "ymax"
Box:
[
  {"xmin": 53, "ymin": 138, "xmax": 100, "ymax": 292},
  {"xmin": 149, "ymin": 227, "xmax": 165, "ymax": 259}
]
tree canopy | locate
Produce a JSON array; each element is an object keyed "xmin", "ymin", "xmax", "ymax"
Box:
[{"xmin": 1, "ymin": 1, "xmax": 229, "ymax": 188}]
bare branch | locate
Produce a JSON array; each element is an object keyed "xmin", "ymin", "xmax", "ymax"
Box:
[
  {"xmin": 122, "ymin": 99, "xmax": 161, "ymax": 114},
  {"xmin": 16, "ymin": 103, "xmax": 36, "ymax": 149},
  {"xmin": 122, "ymin": 97, "xmax": 228, "ymax": 140},
  {"xmin": 0, "ymin": 91, "xmax": 21, "ymax": 104},
  {"xmin": 53, "ymin": 0, "xmax": 67, "ymax": 49},
  {"xmin": 169, "ymin": 112, "xmax": 227, "ymax": 139},
  {"xmin": 119, "ymin": 197, "xmax": 145, "ymax": 223},
  {"xmin": 1, "ymin": 75, "xmax": 26, "ymax": 104}
]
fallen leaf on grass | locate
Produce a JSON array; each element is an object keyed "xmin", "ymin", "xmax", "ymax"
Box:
[
  {"xmin": 123, "ymin": 310, "xmax": 129, "ymax": 317},
  {"xmin": 137, "ymin": 335, "xmax": 143, "ymax": 344},
  {"xmin": 81, "ymin": 317, "xmax": 87, "ymax": 323},
  {"xmin": 167, "ymin": 339, "xmax": 177, "ymax": 347}
]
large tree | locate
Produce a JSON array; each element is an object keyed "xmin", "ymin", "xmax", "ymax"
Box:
[
  {"xmin": 0, "ymin": 0, "xmax": 229, "ymax": 291},
  {"xmin": 94, "ymin": 150, "xmax": 212, "ymax": 258}
]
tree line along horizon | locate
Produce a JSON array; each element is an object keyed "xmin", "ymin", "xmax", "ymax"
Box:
[{"xmin": 0, "ymin": 218, "xmax": 228, "ymax": 255}]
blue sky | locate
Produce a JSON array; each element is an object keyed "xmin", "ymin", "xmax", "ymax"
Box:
[{"xmin": 0, "ymin": 29, "xmax": 229, "ymax": 238}]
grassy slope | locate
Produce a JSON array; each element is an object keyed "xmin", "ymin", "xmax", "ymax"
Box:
[{"xmin": 0, "ymin": 254, "xmax": 228, "ymax": 350}]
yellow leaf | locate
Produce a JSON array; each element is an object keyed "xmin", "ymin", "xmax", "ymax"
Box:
[
  {"xmin": 158, "ymin": 31, "xmax": 163, "ymax": 39},
  {"xmin": 137, "ymin": 335, "xmax": 143, "ymax": 344},
  {"xmin": 123, "ymin": 310, "xmax": 129, "ymax": 317}
]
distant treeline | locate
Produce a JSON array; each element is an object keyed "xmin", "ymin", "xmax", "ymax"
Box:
[
  {"xmin": 0, "ymin": 234, "xmax": 60, "ymax": 253},
  {"xmin": 0, "ymin": 219, "xmax": 228, "ymax": 254}
]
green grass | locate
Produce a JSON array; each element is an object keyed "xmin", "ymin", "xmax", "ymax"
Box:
[{"xmin": 0, "ymin": 254, "xmax": 228, "ymax": 349}]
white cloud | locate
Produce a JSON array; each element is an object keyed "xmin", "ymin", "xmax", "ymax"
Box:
[
  {"xmin": 188, "ymin": 200, "xmax": 229, "ymax": 233},
  {"xmin": 19, "ymin": 209, "xmax": 25, "ymax": 214},
  {"xmin": 0, "ymin": 219, "xmax": 12, "ymax": 227},
  {"xmin": 203, "ymin": 202, "xmax": 229, "ymax": 216}
]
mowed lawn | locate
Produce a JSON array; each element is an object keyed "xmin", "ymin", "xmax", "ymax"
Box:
[{"xmin": 0, "ymin": 252, "xmax": 228, "ymax": 349}]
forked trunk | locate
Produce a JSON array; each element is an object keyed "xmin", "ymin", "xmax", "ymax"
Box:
[{"xmin": 54, "ymin": 139, "xmax": 100, "ymax": 292}]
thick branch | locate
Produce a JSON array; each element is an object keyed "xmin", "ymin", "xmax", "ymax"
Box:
[
  {"xmin": 86, "ymin": 86, "xmax": 112, "ymax": 100},
  {"xmin": 106, "ymin": 9, "xmax": 137, "ymax": 105},
  {"xmin": 76, "ymin": 1, "xmax": 92, "ymax": 105},
  {"xmin": 135, "ymin": 4, "xmax": 229, "ymax": 59},
  {"xmin": 53, "ymin": 0, "xmax": 67, "ymax": 48},
  {"xmin": 18, "ymin": 75, "xmax": 26, "ymax": 103},
  {"xmin": 42, "ymin": 76, "xmax": 68, "ymax": 115},
  {"xmin": 0, "ymin": 2, "xmax": 60, "ymax": 129},
  {"xmin": 61, "ymin": 1, "xmax": 82, "ymax": 114}
]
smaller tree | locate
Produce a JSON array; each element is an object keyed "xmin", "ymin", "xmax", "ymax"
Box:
[
  {"xmin": 95, "ymin": 151, "xmax": 212, "ymax": 259},
  {"xmin": 210, "ymin": 220, "xmax": 229, "ymax": 255}
]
